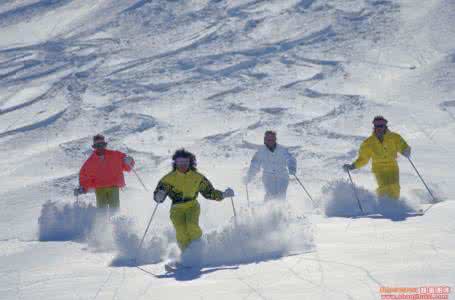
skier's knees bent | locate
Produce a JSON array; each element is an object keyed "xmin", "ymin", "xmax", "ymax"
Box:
[
  {"xmin": 264, "ymin": 185, "xmax": 288, "ymax": 201},
  {"xmin": 171, "ymin": 213, "xmax": 188, "ymax": 249},
  {"xmin": 175, "ymin": 229, "xmax": 191, "ymax": 250},
  {"xmin": 377, "ymin": 184, "xmax": 400, "ymax": 200},
  {"xmin": 95, "ymin": 187, "xmax": 120, "ymax": 209},
  {"xmin": 174, "ymin": 226, "xmax": 201, "ymax": 251},
  {"xmin": 174, "ymin": 222, "xmax": 202, "ymax": 251},
  {"xmin": 185, "ymin": 201, "xmax": 202, "ymax": 242},
  {"xmin": 264, "ymin": 191, "xmax": 287, "ymax": 202},
  {"xmin": 263, "ymin": 176, "xmax": 289, "ymax": 201},
  {"xmin": 373, "ymin": 166, "xmax": 400, "ymax": 199},
  {"xmin": 186, "ymin": 224, "xmax": 202, "ymax": 242},
  {"xmin": 170, "ymin": 202, "xmax": 202, "ymax": 251}
]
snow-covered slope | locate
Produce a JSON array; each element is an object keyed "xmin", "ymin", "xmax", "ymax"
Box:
[{"xmin": 0, "ymin": 1, "xmax": 454, "ymax": 299}]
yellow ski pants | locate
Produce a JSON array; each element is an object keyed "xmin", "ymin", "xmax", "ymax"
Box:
[
  {"xmin": 95, "ymin": 187, "xmax": 120, "ymax": 209},
  {"xmin": 373, "ymin": 164, "xmax": 400, "ymax": 199},
  {"xmin": 170, "ymin": 200, "xmax": 202, "ymax": 251}
]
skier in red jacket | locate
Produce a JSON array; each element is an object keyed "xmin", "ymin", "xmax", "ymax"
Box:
[{"xmin": 74, "ymin": 134, "xmax": 135, "ymax": 211}]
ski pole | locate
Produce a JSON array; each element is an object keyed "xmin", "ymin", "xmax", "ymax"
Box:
[
  {"xmin": 293, "ymin": 175, "xmax": 316, "ymax": 207},
  {"xmin": 134, "ymin": 203, "xmax": 159, "ymax": 262},
  {"xmin": 132, "ymin": 168, "xmax": 149, "ymax": 192},
  {"xmin": 407, "ymin": 157, "xmax": 437, "ymax": 203},
  {"xmin": 230, "ymin": 197, "xmax": 238, "ymax": 225},
  {"xmin": 245, "ymin": 184, "xmax": 250, "ymax": 207},
  {"xmin": 347, "ymin": 170, "xmax": 364, "ymax": 213},
  {"xmin": 230, "ymin": 197, "xmax": 237, "ymax": 218},
  {"xmin": 352, "ymin": 59, "xmax": 416, "ymax": 70},
  {"xmin": 74, "ymin": 187, "xmax": 81, "ymax": 204}
]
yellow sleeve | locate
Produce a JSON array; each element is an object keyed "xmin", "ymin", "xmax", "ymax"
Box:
[
  {"xmin": 199, "ymin": 176, "xmax": 224, "ymax": 201},
  {"xmin": 396, "ymin": 134, "xmax": 410, "ymax": 153},
  {"xmin": 353, "ymin": 141, "xmax": 372, "ymax": 169},
  {"xmin": 154, "ymin": 176, "xmax": 173, "ymax": 197}
]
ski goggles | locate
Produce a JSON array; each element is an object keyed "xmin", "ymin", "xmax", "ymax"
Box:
[
  {"xmin": 92, "ymin": 142, "xmax": 107, "ymax": 149},
  {"xmin": 374, "ymin": 124, "xmax": 386, "ymax": 129},
  {"xmin": 174, "ymin": 157, "xmax": 190, "ymax": 166}
]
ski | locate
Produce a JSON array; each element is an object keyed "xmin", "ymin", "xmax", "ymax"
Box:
[
  {"xmin": 164, "ymin": 262, "xmax": 177, "ymax": 273},
  {"xmin": 164, "ymin": 262, "xmax": 193, "ymax": 273}
]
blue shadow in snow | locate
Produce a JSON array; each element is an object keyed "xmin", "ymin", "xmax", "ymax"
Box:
[
  {"xmin": 152, "ymin": 265, "xmax": 239, "ymax": 281},
  {"xmin": 351, "ymin": 211, "xmax": 423, "ymax": 222}
]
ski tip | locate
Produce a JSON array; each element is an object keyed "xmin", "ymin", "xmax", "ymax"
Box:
[
  {"xmin": 164, "ymin": 261, "xmax": 180, "ymax": 273},
  {"xmin": 164, "ymin": 264, "xmax": 176, "ymax": 273},
  {"xmin": 164, "ymin": 261, "xmax": 194, "ymax": 273}
]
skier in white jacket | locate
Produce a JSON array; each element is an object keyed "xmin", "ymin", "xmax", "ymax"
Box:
[{"xmin": 244, "ymin": 131, "xmax": 297, "ymax": 201}]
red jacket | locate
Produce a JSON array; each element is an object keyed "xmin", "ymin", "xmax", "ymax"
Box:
[{"xmin": 79, "ymin": 149, "xmax": 134, "ymax": 191}]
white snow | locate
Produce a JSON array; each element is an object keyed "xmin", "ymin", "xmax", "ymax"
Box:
[{"xmin": 0, "ymin": 0, "xmax": 454, "ymax": 299}]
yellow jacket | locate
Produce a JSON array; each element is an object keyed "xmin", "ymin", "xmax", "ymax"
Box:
[
  {"xmin": 354, "ymin": 130, "xmax": 409, "ymax": 171},
  {"xmin": 154, "ymin": 169, "xmax": 223, "ymax": 205}
]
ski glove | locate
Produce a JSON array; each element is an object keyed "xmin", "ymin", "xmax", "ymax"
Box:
[
  {"xmin": 243, "ymin": 175, "xmax": 252, "ymax": 185},
  {"xmin": 402, "ymin": 147, "xmax": 411, "ymax": 158},
  {"xmin": 74, "ymin": 186, "xmax": 86, "ymax": 196},
  {"xmin": 123, "ymin": 156, "xmax": 134, "ymax": 167},
  {"xmin": 289, "ymin": 167, "xmax": 296, "ymax": 176},
  {"xmin": 343, "ymin": 163, "xmax": 355, "ymax": 172},
  {"xmin": 222, "ymin": 188, "xmax": 235, "ymax": 198},
  {"xmin": 154, "ymin": 189, "xmax": 167, "ymax": 203}
]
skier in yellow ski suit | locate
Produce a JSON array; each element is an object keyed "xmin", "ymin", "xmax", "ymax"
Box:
[
  {"xmin": 343, "ymin": 116, "xmax": 411, "ymax": 199},
  {"xmin": 153, "ymin": 149, "xmax": 234, "ymax": 251}
]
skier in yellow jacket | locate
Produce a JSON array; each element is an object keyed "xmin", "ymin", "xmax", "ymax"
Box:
[
  {"xmin": 153, "ymin": 149, "xmax": 234, "ymax": 252},
  {"xmin": 343, "ymin": 116, "xmax": 411, "ymax": 199}
]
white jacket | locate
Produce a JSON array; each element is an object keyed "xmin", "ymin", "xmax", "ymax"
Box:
[{"xmin": 247, "ymin": 144, "xmax": 297, "ymax": 180}]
